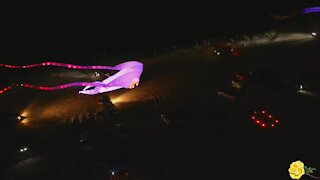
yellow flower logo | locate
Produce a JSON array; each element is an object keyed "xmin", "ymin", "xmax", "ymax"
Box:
[{"xmin": 289, "ymin": 160, "xmax": 305, "ymax": 179}]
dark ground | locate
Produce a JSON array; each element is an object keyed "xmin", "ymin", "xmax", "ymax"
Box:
[{"xmin": 1, "ymin": 5, "xmax": 320, "ymax": 180}]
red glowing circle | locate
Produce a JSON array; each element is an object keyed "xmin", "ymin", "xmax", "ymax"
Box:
[{"xmin": 251, "ymin": 109, "xmax": 280, "ymax": 128}]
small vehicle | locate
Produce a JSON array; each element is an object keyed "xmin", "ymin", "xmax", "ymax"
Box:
[
  {"xmin": 231, "ymin": 80, "xmax": 242, "ymax": 89},
  {"xmin": 19, "ymin": 146, "xmax": 28, "ymax": 153},
  {"xmin": 160, "ymin": 114, "xmax": 170, "ymax": 125},
  {"xmin": 79, "ymin": 132, "xmax": 90, "ymax": 144},
  {"xmin": 214, "ymin": 46, "xmax": 234, "ymax": 56},
  {"xmin": 109, "ymin": 162, "xmax": 128, "ymax": 179},
  {"xmin": 231, "ymin": 72, "xmax": 257, "ymax": 92},
  {"xmin": 217, "ymin": 91, "xmax": 236, "ymax": 102},
  {"xmin": 217, "ymin": 86, "xmax": 244, "ymax": 104}
]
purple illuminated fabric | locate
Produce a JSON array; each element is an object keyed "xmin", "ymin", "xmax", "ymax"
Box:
[
  {"xmin": 79, "ymin": 61, "xmax": 143, "ymax": 95},
  {"xmin": 0, "ymin": 61, "xmax": 143, "ymax": 95},
  {"xmin": 303, "ymin": 7, "xmax": 320, "ymax": 14},
  {"xmin": 271, "ymin": 6, "xmax": 320, "ymax": 20}
]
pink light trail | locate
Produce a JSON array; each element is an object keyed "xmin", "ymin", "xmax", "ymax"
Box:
[
  {"xmin": 0, "ymin": 62, "xmax": 116, "ymax": 70},
  {"xmin": 0, "ymin": 61, "xmax": 143, "ymax": 95}
]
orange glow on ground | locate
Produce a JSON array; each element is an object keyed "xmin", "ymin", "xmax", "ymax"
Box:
[{"xmin": 19, "ymin": 91, "xmax": 105, "ymax": 127}]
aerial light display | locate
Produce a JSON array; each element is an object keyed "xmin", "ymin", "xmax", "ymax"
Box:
[
  {"xmin": 0, "ymin": 61, "xmax": 143, "ymax": 95},
  {"xmin": 303, "ymin": 7, "xmax": 320, "ymax": 14},
  {"xmin": 251, "ymin": 110, "xmax": 280, "ymax": 128}
]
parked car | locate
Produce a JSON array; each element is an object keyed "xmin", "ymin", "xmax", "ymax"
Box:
[{"xmin": 214, "ymin": 46, "xmax": 234, "ymax": 56}]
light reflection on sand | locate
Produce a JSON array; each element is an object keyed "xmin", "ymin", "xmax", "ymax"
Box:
[{"xmin": 20, "ymin": 91, "xmax": 104, "ymax": 128}]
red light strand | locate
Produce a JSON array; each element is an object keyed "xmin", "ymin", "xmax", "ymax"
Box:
[
  {"xmin": 251, "ymin": 109, "xmax": 280, "ymax": 128},
  {"xmin": 0, "ymin": 86, "xmax": 12, "ymax": 94}
]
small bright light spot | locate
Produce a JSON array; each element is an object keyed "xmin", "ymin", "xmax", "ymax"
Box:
[
  {"xmin": 251, "ymin": 116, "xmax": 256, "ymax": 119},
  {"xmin": 16, "ymin": 115, "xmax": 26, "ymax": 122},
  {"xmin": 311, "ymin": 32, "xmax": 317, "ymax": 37},
  {"xmin": 19, "ymin": 147, "xmax": 28, "ymax": 152},
  {"xmin": 275, "ymin": 120, "xmax": 279, "ymax": 123},
  {"xmin": 261, "ymin": 123, "xmax": 266, "ymax": 127},
  {"xmin": 271, "ymin": 124, "xmax": 275, "ymax": 127},
  {"xmin": 111, "ymin": 172, "xmax": 115, "ymax": 175},
  {"xmin": 256, "ymin": 120, "xmax": 260, "ymax": 124},
  {"xmin": 299, "ymin": 85, "xmax": 303, "ymax": 90},
  {"xmin": 262, "ymin": 110, "xmax": 266, "ymax": 114},
  {"xmin": 268, "ymin": 115, "xmax": 272, "ymax": 118}
]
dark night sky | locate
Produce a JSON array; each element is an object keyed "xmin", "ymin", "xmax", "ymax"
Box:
[{"xmin": 0, "ymin": 0, "xmax": 318, "ymax": 63}]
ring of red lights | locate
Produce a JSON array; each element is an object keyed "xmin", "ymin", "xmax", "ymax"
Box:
[{"xmin": 251, "ymin": 110, "xmax": 280, "ymax": 128}]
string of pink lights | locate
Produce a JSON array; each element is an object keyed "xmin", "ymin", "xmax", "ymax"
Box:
[
  {"xmin": 0, "ymin": 62, "xmax": 116, "ymax": 70},
  {"xmin": 0, "ymin": 86, "xmax": 12, "ymax": 94},
  {"xmin": 0, "ymin": 83, "xmax": 104, "ymax": 94},
  {"xmin": 0, "ymin": 61, "xmax": 143, "ymax": 95}
]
